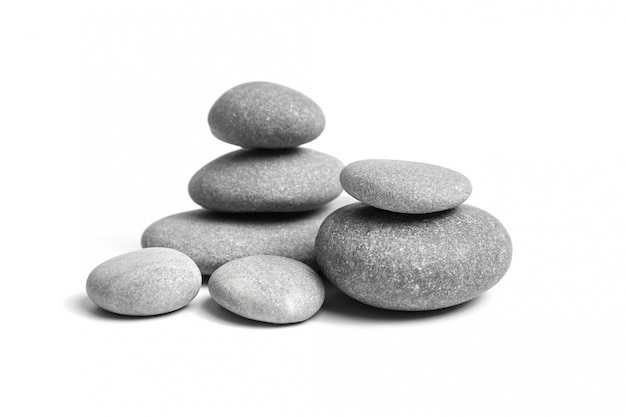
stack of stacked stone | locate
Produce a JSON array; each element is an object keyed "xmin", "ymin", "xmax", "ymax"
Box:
[
  {"xmin": 141, "ymin": 82, "xmax": 347, "ymax": 276},
  {"xmin": 84, "ymin": 81, "xmax": 513, "ymax": 324},
  {"xmin": 87, "ymin": 81, "xmax": 350, "ymax": 323},
  {"xmin": 316, "ymin": 160, "xmax": 513, "ymax": 311}
]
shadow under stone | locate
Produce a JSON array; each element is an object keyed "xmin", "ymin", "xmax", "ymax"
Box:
[
  {"xmin": 197, "ymin": 297, "xmax": 296, "ymax": 328},
  {"xmin": 318, "ymin": 280, "xmax": 485, "ymax": 323},
  {"xmin": 66, "ymin": 293, "xmax": 183, "ymax": 320}
]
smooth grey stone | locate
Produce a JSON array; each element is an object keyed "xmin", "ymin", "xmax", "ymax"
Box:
[
  {"xmin": 208, "ymin": 81, "xmax": 325, "ymax": 148},
  {"xmin": 141, "ymin": 196, "xmax": 357, "ymax": 275},
  {"xmin": 315, "ymin": 204, "xmax": 512, "ymax": 311},
  {"xmin": 86, "ymin": 248, "xmax": 202, "ymax": 316},
  {"xmin": 209, "ymin": 255, "xmax": 325, "ymax": 324},
  {"xmin": 188, "ymin": 147, "xmax": 344, "ymax": 213},
  {"xmin": 340, "ymin": 159, "xmax": 472, "ymax": 214}
]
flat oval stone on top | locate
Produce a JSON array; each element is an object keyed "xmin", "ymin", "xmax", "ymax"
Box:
[
  {"xmin": 189, "ymin": 148, "xmax": 344, "ymax": 213},
  {"xmin": 208, "ymin": 81, "xmax": 325, "ymax": 148},
  {"xmin": 340, "ymin": 159, "xmax": 472, "ymax": 214}
]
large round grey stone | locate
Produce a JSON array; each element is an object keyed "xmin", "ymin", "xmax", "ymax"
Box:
[
  {"xmin": 141, "ymin": 196, "xmax": 356, "ymax": 275},
  {"xmin": 188, "ymin": 148, "xmax": 344, "ymax": 213},
  {"xmin": 86, "ymin": 248, "xmax": 202, "ymax": 316},
  {"xmin": 209, "ymin": 255, "xmax": 325, "ymax": 324},
  {"xmin": 340, "ymin": 159, "xmax": 472, "ymax": 214},
  {"xmin": 208, "ymin": 81, "xmax": 325, "ymax": 149},
  {"xmin": 315, "ymin": 204, "xmax": 512, "ymax": 310}
]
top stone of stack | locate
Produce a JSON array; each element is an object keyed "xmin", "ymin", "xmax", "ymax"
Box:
[
  {"xmin": 208, "ymin": 81, "xmax": 326, "ymax": 149},
  {"xmin": 340, "ymin": 159, "xmax": 472, "ymax": 214}
]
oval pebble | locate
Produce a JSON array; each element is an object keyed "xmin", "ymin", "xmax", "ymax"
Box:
[
  {"xmin": 340, "ymin": 159, "xmax": 472, "ymax": 214},
  {"xmin": 209, "ymin": 255, "xmax": 325, "ymax": 324},
  {"xmin": 141, "ymin": 195, "xmax": 356, "ymax": 275},
  {"xmin": 208, "ymin": 81, "xmax": 325, "ymax": 149},
  {"xmin": 188, "ymin": 147, "xmax": 344, "ymax": 213},
  {"xmin": 86, "ymin": 247, "xmax": 202, "ymax": 316},
  {"xmin": 316, "ymin": 203, "xmax": 512, "ymax": 310}
]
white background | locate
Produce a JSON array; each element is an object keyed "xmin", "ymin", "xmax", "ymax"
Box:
[{"xmin": 3, "ymin": 1, "xmax": 625, "ymax": 415}]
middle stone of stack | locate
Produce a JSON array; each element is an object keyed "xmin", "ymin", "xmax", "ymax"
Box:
[{"xmin": 189, "ymin": 81, "xmax": 344, "ymax": 213}]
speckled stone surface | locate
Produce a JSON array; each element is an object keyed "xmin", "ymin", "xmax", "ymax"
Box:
[
  {"xmin": 188, "ymin": 147, "xmax": 344, "ymax": 213},
  {"xmin": 340, "ymin": 159, "xmax": 472, "ymax": 214},
  {"xmin": 209, "ymin": 255, "xmax": 325, "ymax": 324},
  {"xmin": 208, "ymin": 81, "xmax": 325, "ymax": 149},
  {"xmin": 86, "ymin": 248, "xmax": 202, "ymax": 316},
  {"xmin": 141, "ymin": 196, "xmax": 356, "ymax": 275},
  {"xmin": 315, "ymin": 203, "xmax": 512, "ymax": 310}
]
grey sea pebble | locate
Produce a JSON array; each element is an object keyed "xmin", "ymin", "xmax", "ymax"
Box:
[
  {"xmin": 208, "ymin": 81, "xmax": 325, "ymax": 149},
  {"xmin": 340, "ymin": 159, "xmax": 472, "ymax": 214},
  {"xmin": 86, "ymin": 247, "xmax": 202, "ymax": 316},
  {"xmin": 316, "ymin": 203, "xmax": 512, "ymax": 311},
  {"xmin": 209, "ymin": 255, "xmax": 325, "ymax": 324},
  {"xmin": 141, "ymin": 195, "xmax": 356, "ymax": 275},
  {"xmin": 188, "ymin": 147, "xmax": 344, "ymax": 213}
]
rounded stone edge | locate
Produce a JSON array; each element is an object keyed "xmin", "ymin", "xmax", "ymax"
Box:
[
  {"xmin": 207, "ymin": 81, "xmax": 326, "ymax": 149},
  {"xmin": 85, "ymin": 247, "xmax": 203, "ymax": 317},
  {"xmin": 186, "ymin": 148, "xmax": 345, "ymax": 213},
  {"xmin": 208, "ymin": 255, "xmax": 325, "ymax": 324},
  {"xmin": 315, "ymin": 203, "xmax": 513, "ymax": 311},
  {"xmin": 339, "ymin": 160, "xmax": 474, "ymax": 214}
]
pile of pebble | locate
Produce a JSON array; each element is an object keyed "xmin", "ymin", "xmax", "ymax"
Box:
[
  {"xmin": 317, "ymin": 160, "xmax": 512, "ymax": 311},
  {"xmin": 87, "ymin": 82, "xmax": 347, "ymax": 322},
  {"xmin": 86, "ymin": 81, "xmax": 513, "ymax": 324}
]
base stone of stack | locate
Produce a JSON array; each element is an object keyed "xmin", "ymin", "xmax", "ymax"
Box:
[
  {"xmin": 315, "ymin": 203, "xmax": 512, "ymax": 311},
  {"xmin": 141, "ymin": 196, "xmax": 356, "ymax": 275}
]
